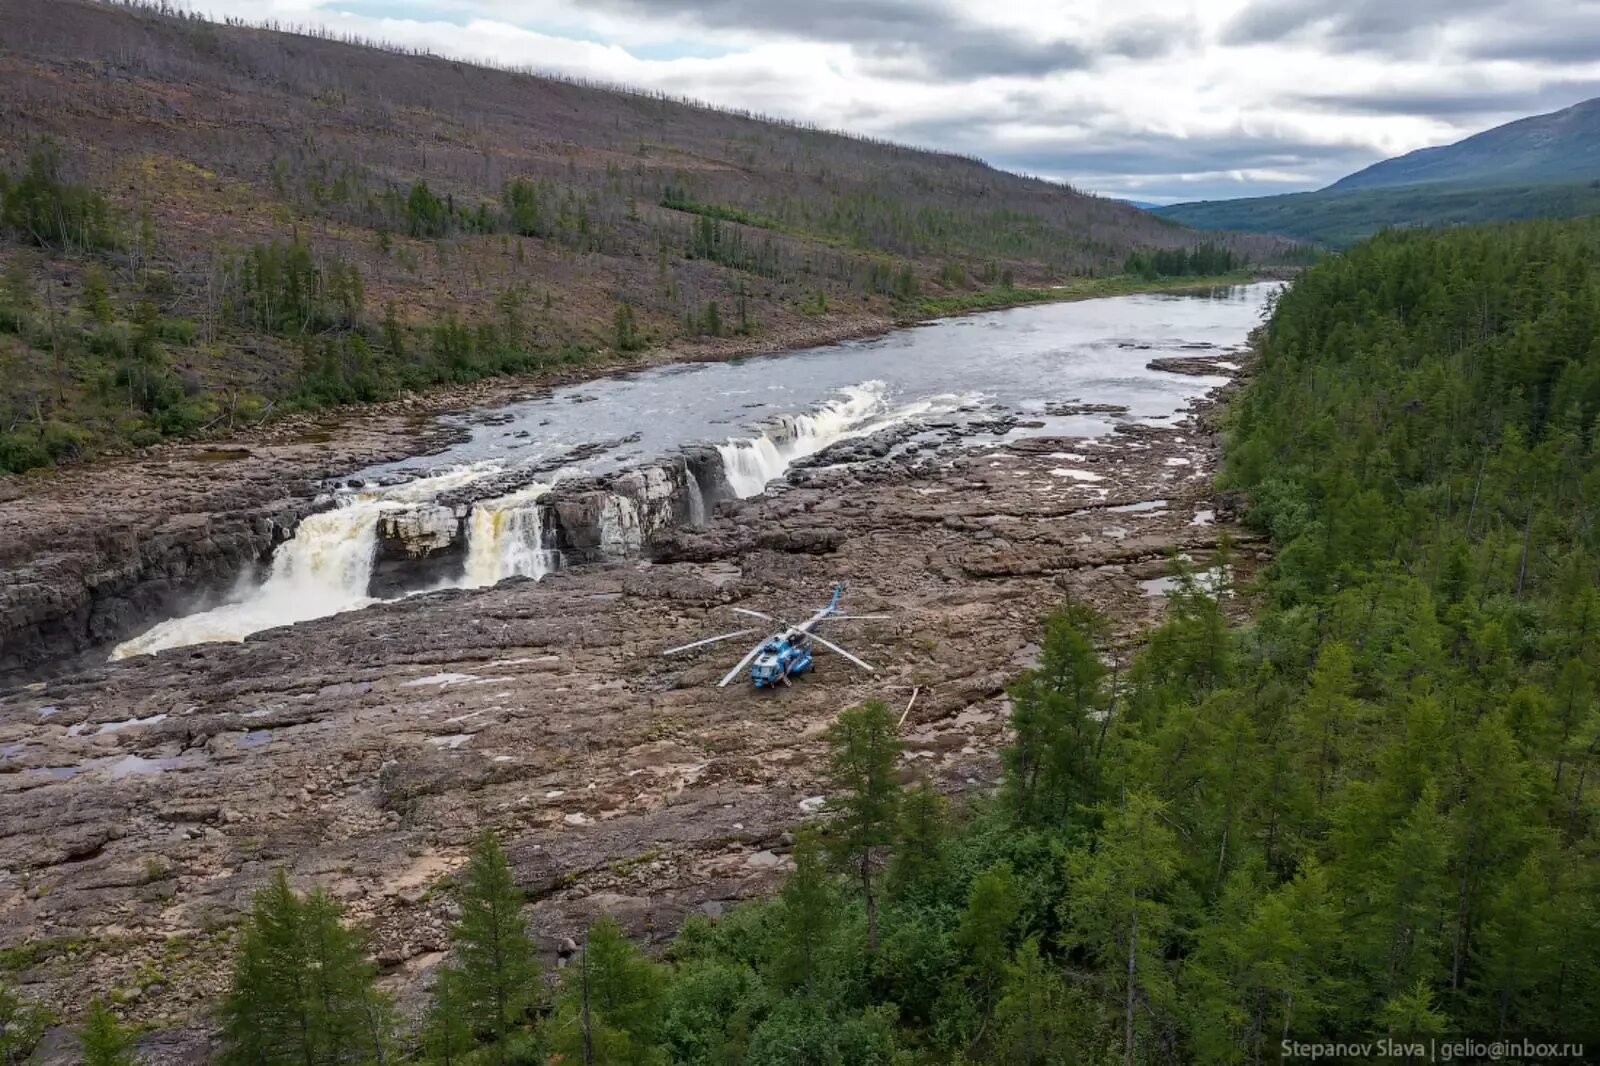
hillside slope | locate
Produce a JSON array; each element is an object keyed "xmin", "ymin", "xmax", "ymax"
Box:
[
  {"xmin": 0, "ymin": 0, "xmax": 1287, "ymax": 473},
  {"xmin": 1330, "ymin": 96, "xmax": 1600, "ymax": 190},
  {"xmin": 1155, "ymin": 96, "xmax": 1600, "ymax": 246},
  {"xmin": 1154, "ymin": 178, "xmax": 1600, "ymax": 248}
]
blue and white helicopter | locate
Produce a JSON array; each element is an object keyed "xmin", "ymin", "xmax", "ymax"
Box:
[{"xmin": 664, "ymin": 585, "xmax": 888, "ymax": 688}]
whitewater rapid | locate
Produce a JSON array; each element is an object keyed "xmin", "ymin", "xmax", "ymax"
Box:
[{"xmin": 110, "ymin": 382, "xmax": 911, "ymax": 659}]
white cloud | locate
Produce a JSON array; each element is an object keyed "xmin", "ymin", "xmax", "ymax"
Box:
[{"xmin": 182, "ymin": 0, "xmax": 1600, "ymax": 202}]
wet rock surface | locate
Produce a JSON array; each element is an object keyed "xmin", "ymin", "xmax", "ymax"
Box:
[{"xmin": 0, "ymin": 360, "xmax": 1263, "ymax": 1057}]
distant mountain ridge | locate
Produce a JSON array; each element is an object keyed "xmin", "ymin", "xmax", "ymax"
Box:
[
  {"xmin": 1329, "ymin": 97, "xmax": 1600, "ymax": 191},
  {"xmin": 1155, "ymin": 96, "xmax": 1600, "ymax": 246}
]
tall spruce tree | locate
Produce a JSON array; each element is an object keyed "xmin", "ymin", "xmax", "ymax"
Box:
[
  {"xmin": 888, "ymin": 777, "xmax": 951, "ymax": 898},
  {"xmin": 1062, "ymin": 791, "xmax": 1180, "ymax": 1066},
  {"xmin": 218, "ymin": 869, "xmax": 391, "ymax": 1066},
  {"xmin": 420, "ymin": 967, "xmax": 475, "ymax": 1066},
  {"xmin": 548, "ymin": 916, "xmax": 667, "ymax": 1066},
  {"xmin": 452, "ymin": 831, "xmax": 540, "ymax": 1060},
  {"xmin": 956, "ymin": 861, "xmax": 1021, "ymax": 1043},
  {"xmin": 775, "ymin": 831, "xmax": 838, "ymax": 994},
  {"xmin": 824, "ymin": 699, "xmax": 903, "ymax": 954}
]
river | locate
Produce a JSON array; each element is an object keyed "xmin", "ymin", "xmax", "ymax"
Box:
[{"xmin": 110, "ymin": 283, "xmax": 1273, "ymax": 659}]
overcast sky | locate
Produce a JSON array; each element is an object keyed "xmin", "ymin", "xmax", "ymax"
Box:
[{"xmin": 189, "ymin": 0, "xmax": 1600, "ymax": 203}]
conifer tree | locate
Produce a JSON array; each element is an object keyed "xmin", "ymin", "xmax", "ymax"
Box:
[
  {"xmin": 0, "ymin": 981, "xmax": 48, "ymax": 1066},
  {"xmin": 995, "ymin": 937, "xmax": 1086, "ymax": 1066},
  {"xmin": 825, "ymin": 699, "xmax": 903, "ymax": 954},
  {"xmin": 420, "ymin": 967, "xmax": 475, "ymax": 1066},
  {"xmin": 79, "ymin": 998, "xmax": 135, "ymax": 1066},
  {"xmin": 776, "ymin": 831, "xmax": 837, "ymax": 993},
  {"xmin": 888, "ymin": 777, "xmax": 950, "ymax": 897},
  {"xmin": 452, "ymin": 831, "xmax": 540, "ymax": 1060},
  {"xmin": 956, "ymin": 861, "xmax": 1020, "ymax": 1040},
  {"xmin": 218, "ymin": 869, "xmax": 390, "ymax": 1066},
  {"xmin": 548, "ymin": 916, "xmax": 667, "ymax": 1066},
  {"xmin": 1061, "ymin": 791, "xmax": 1179, "ymax": 1066}
]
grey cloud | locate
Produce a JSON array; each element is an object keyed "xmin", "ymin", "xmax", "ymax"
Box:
[
  {"xmin": 584, "ymin": 0, "xmax": 1187, "ymax": 78},
  {"xmin": 1223, "ymin": 0, "xmax": 1505, "ymax": 50},
  {"xmin": 1297, "ymin": 81, "xmax": 1600, "ymax": 120},
  {"xmin": 1465, "ymin": 8, "xmax": 1600, "ymax": 63},
  {"xmin": 878, "ymin": 109, "xmax": 1376, "ymax": 185}
]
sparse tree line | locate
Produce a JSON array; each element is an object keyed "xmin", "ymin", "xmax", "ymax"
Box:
[{"xmin": 1121, "ymin": 243, "xmax": 1242, "ymax": 280}]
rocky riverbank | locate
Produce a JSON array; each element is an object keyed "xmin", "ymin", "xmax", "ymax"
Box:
[{"xmin": 0, "ymin": 347, "xmax": 1262, "ymax": 1060}]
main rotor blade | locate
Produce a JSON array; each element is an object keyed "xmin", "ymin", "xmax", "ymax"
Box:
[
  {"xmin": 663, "ymin": 629, "xmax": 756, "ymax": 656},
  {"xmin": 813, "ymin": 614, "xmax": 891, "ymax": 622},
  {"xmin": 718, "ymin": 638, "xmax": 773, "ymax": 687},
  {"xmin": 731, "ymin": 607, "xmax": 777, "ymax": 621},
  {"xmin": 808, "ymin": 632, "xmax": 876, "ymax": 673}
]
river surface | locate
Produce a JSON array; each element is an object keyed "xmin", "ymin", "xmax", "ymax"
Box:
[{"xmin": 111, "ymin": 283, "xmax": 1274, "ymax": 659}]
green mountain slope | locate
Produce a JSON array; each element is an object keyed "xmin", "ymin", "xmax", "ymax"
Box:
[
  {"xmin": 1331, "ymin": 96, "xmax": 1600, "ymax": 190},
  {"xmin": 1155, "ymin": 178, "xmax": 1600, "ymax": 247},
  {"xmin": 1155, "ymin": 96, "xmax": 1600, "ymax": 246}
]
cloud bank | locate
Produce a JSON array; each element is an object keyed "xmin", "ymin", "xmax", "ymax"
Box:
[{"xmin": 191, "ymin": 0, "xmax": 1600, "ymax": 202}]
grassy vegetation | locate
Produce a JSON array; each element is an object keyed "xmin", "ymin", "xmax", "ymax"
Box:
[
  {"xmin": 660, "ymin": 190, "xmax": 788, "ymax": 233},
  {"xmin": 0, "ymin": 128, "xmax": 1277, "ymax": 475},
  {"xmin": 0, "ymin": 178, "xmax": 603, "ymax": 473},
  {"xmin": 1155, "ymin": 178, "xmax": 1600, "ymax": 248}
]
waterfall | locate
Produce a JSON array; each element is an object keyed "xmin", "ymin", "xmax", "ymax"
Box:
[
  {"xmin": 684, "ymin": 470, "xmax": 707, "ymax": 526},
  {"xmin": 110, "ymin": 465, "xmax": 496, "ymax": 659},
  {"xmin": 110, "ymin": 498, "xmax": 385, "ymax": 659},
  {"xmin": 716, "ymin": 381, "xmax": 910, "ymax": 498},
  {"xmin": 461, "ymin": 483, "xmax": 557, "ymax": 587}
]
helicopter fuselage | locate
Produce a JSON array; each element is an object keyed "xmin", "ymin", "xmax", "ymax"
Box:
[{"xmin": 749, "ymin": 627, "xmax": 814, "ymax": 687}]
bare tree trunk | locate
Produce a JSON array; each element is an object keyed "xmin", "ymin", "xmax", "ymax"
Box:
[
  {"xmin": 862, "ymin": 846, "xmax": 878, "ymax": 954},
  {"xmin": 1124, "ymin": 906, "xmax": 1138, "ymax": 1066},
  {"xmin": 1515, "ymin": 493, "xmax": 1536, "ymax": 597},
  {"xmin": 1465, "ymin": 455, "xmax": 1486, "ymax": 536},
  {"xmin": 581, "ymin": 935, "xmax": 594, "ymax": 1065},
  {"xmin": 1451, "ymin": 822, "xmax": 1478, "ymax": 989}
]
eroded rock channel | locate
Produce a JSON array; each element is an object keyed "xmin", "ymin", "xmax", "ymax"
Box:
[{"xmin": 0, "ymin": 286, "xmax": 1273, "ymax": 1056}]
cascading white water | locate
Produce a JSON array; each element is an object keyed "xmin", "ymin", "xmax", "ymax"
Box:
[
  {"xmin": 461, "ymin": 482, "xmax": 557, "ymax": 588},
  {"xmin": 684, "ymin": 472, "xmax": 707, "ymax": 526},
  {"xmin": 110, "ymin": 465, "xmax": 497, "ymax": 659},
  {"xmin": 110, "ymin": 499, "xmax": 385, "ymax": 660},
  {"xmin": 714, "ymin": 381, "xmax": 968, "ymax": 498},
  {"xmin": 717, "ymin": 381, "xmax": 890, "ymax": 497}
]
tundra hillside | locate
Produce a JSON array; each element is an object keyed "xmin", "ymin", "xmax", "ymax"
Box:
[{"xmin": 0, "ymin": 0, "xmax": 1293, "ymax": 473}]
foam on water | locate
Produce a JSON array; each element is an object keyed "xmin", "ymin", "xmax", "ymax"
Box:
[{"xmin": 106, "ymin": 285, "xmax": 1276, "ymax": 660}]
